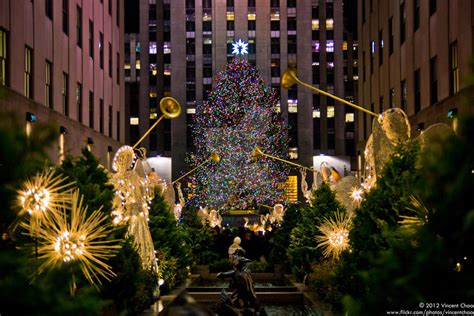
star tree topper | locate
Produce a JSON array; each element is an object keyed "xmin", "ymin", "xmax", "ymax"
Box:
[{"xmin": 232, "ymin": 39, "xmax": 249, "ymax": 56}]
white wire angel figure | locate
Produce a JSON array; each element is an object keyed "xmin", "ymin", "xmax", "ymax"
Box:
[{"xmin": 110, "ymin": 146, "xmax": 158, "ymax": 272}]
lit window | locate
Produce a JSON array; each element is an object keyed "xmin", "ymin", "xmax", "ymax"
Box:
[
  {"xmin": 163, "ymin": 42, "xmax": 171, "ymax": 54},
  {"xmin": 130, "ymin": 117, "xmax": 139, "ymax": 125},
  {"xmin": 150, "ymin": 113, "xmax": 158, "ymax": 119},
  {"xmin": 342, "ymin": 41, "xmax": 348, "ymax": 50},
  {"xmin": 204, "ymin": 38, "xmax": 212, "ymax": 44},
  {"xmin": 124, "ymin": 63, "xmax": 131, "ymax": 69},
  {"xmin": 327, "ymin": 106, "xmax": 335, "ymax": 118},
  {"xmin": 312, "ymin": 40, "xmax": 320, "ymax": 52},
  {"xmin": 313, "ymin": 108, "xmax": 321, "ymax": 118},
  {"xmin": 186, "ymin": 108, "xmax": 196, "ymax": 114},
  {"xmin": 248, "ymin": 13, "xmax": 256, "ymax": 20},
  {"xmin": 227, "ymin": 12, "xmax": 234, "ymax": 20},
  {"xmin": 203, "ymin": 13, "xmax": 212, "ymax": 21},
  {"xmin": 271, "ymin": 12, "xmax": 280, "ymax": 21},
  {"xmin": 326, "ymin": 40, "xmax": 334, "ymax": 52},
  {"xmin": 135, "ymin": 60, "xmax": 141, "ymax": 69},
  {"xmin": 288, "ymin": 148, "xmax": 298, "ymax": 160},
  {"xmin": 312, "ymin": 19, "xmax": 319, "ymax": 30},
  {"xmin": 149, "ymin": 91, "xmax": 157, "ymax": 98},
  {"xmin": 149, "ymin": 42, "xmax": 157, "ymax": 54},
  {"xmin": 284, "ymin": 175, "xmax": 298, "ymax": 202},
  {"xmin": 345, "ymin": 113, "xmax": 354, "ymax": 122},
  {"xmin": 326, "ymin": 19, "xmax": 334, "ymax": 30}
]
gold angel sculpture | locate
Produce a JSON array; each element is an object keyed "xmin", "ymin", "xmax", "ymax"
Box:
[{"xmin": 110, "ymin": 146, "xmax": 158, "ymax": 272}]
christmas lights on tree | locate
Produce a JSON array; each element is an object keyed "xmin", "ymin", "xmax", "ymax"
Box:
[{"xmin": 188, "ymin": 58, "xmax": 289, "ymax": 209}]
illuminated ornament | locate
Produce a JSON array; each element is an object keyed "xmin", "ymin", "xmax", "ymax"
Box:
[
  {"xmin": 111, "ymin": 146, "xmax": 158, "ymax": 272},
  {"xmin": 232, "ymin": 39, "xmax": 249, "ymax": 56},
  {"xmin": 316, "ymin": 211, "xmax": 352, "ymax": 260},
  {"xmin": 26, "ymin": 190, "xmax": 120, "ymax": 291},
  {"xmin": 17, "ymin": 169, "xmax": 74, "ymax": 234},
  {"xmin": 197, "ymin": 207, "xmax": 222, "ymax": 228},
  {"xmin": 350, "ymin": 186, "xmax": 363, "ymax": 207}
]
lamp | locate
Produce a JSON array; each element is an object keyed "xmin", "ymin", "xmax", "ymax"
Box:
[
  {"xmin": 172, "ymin": 151, "xmax": 220, "ymax": 184},
  {"xmin": 26, "ymin": 112, "xmax": 37, "ymax": 122},
  {"xmin": 281, "ymin": 67, "xmax": 379, "ymax": 118}
]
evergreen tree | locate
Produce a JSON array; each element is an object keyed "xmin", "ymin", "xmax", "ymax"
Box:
[
  {"xmin": 188, "ymin": 58, "xmax": 288, "ymax": 209},
  {"xmin": 334, "ymin": 142, "xmax": 421, "ymax": 305},
  {"xmin": 287, "ymin": 183, "xmax": 344, "ymax": 280},
  {"xmin": 269, "ymin": 203, "xmax": 301, "ymax": 265},
  {"xmin": 180, "ymin": 206, "xmax": 219, "ymax": 265},
  {"xmin": 58, "ymin": 149, "xmax": 114, "ymax": 216},
  {"xmin": 148, "ymin": 190, "xmax": 193, "ymax": 293},
  {"xmin": 343, "ymin": 117, "xmax": 474, "ymax": 314}
]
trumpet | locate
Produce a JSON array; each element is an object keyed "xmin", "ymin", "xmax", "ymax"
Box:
[
  {"xmin": 252, "ymin": 146, "xmax": 314, "ymax": 171},
  {"xmin": 172, "ymin": 151, "xmax": 220, "ymax": 184},
  {"xmin": 132, "ymin": 97, "xmax": 182, "ymax": 149}
]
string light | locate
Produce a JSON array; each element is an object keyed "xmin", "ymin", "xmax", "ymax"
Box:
[{"xmin": 350, "ymin": 186, "xmax": 363, "ymax": 207}]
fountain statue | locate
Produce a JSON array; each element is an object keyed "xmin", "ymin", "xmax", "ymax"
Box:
[{"xmin": 214, "ymin": 247, "xmax": 267, "ymax": 316}]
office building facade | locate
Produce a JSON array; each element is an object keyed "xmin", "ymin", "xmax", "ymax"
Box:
[
  {"xmin": 0, "ymin": 0, "xmax": 125, "ymax": 167},
  {"xmin": 358, "ymin": 0, "xmax": 474, "ymax": 144}
]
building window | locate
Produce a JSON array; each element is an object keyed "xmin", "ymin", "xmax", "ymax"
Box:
[
  {"xmin": 414, "ymin": 0, "xmax": 420, "ymax": 31},
  {"xmin": 116, "ymin": 111, "xmax": 121, "ymax": 141},
  {"xmin": 99, "ymin": 32, "xmax": 104, "ymax": 69},
  {"xmin": 62, "ymin": 72, "xmax": 69, "ymax": 116},
  {"xmin": 116, "ymin": 0, "xmax": 120, "ymax": 26},
  {"xmin": 0, "ymin": 29, "xmax": 8, "ymax": 86},
  {"xmin": 63, "ymin": 0, "xmax": 69, "ymax": 35},
  {"xmin": 76, "ymin": 6, "xmax": 82, "ymax": 47},
  {"xmin": 100, "ymin": 98, "xmax": 104, "ymax": 133},
  {"xmin": 108, "ymin": 0, "xmax": 112, "ymax": 15},
  {"xmin": 108, "ymin": 43, "xmax": 112, "ymax": 77},
  {"xmin": 378, "ymin": 29, "xmax": 383, "ymax": 65},
  {"xmin": 362, "ymin": 51, "xmax": 366, "ymax": 81},
  {"xmin": 414, "ymin": 69, "xmax": 421, "ymax": 113},
  {"xmin": 449, "ymin": 41, "xmax": 459, "ymax": 95},
  {"xmin": 400, "ymin": 0, "xmax": 406, "ymax": 44},
  {"xmin": 24, "ymin": 46, "xmax": 33, "ymax": 98},
  {"xmin": 89, "ymin": 91, "xmax": 94, "ymax": 129},
  {"xmin": 89, "ymin": 20, "xmax": 94, "ymax": 58},
  {"xmin": 401, "ymin": 79, "xmax": 407, "ymax": 111},
  {"xmin": 108, "ymin": 105, "xmax": 113, "ymax": 137},
  {"xmin": 388, "ymin": 17, "xmax": 393, "ymax": 55},
  {"xmin": 370, "ymin": 41, "xmax": 374, "ymax": 74},
  {"xmin": 45, "ymin": 61, "xmax": 52, "ymax": 108},
  {"xmin": 77, "ymin": 83, "xmax": 82, "ymax": 123},
  {"xmin": 389, "ymin": 88, "xmax": 395, "ymax": 108},
  {"xmin": 430, "ymin": 56, "xmax": 437, "ymax": 105},
  {"xmin": 116, "ymin": 52, "xmax": 120, "ymax": 84},
  {"xmin": 45, "ymin": 0, "xmax": 53, "ymax": 19},
  {"xmin": 429, "ymin": 0, "xmax": 436, "ymax": 16},
  {"xmin": 362, "ymin": 0, "xmax": 366, "ymax": 23},
  {"xmin": 379, "ymin": 96, "xmax": 384, "ymax": 113}
]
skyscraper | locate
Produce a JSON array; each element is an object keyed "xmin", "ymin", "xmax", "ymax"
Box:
[
  {"xmin": 125, "ymin": 0, "xmax": 358, "ymax": 200},
  {"xmin": 0, "ymin": 0, "xmax": 125, "ymax": 167}
]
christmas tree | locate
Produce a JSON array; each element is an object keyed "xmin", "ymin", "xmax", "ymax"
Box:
[{"xmin": 188, "ymin": 58, "xmax": 289, "ymax": 210}]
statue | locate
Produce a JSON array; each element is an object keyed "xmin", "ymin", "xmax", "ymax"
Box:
[{"xmin": 214, "ymin": 248, "xmax": 267, "ymax": 316}]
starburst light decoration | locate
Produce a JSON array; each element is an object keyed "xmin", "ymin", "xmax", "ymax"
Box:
[
  {"xmin": 232, "ymin": 39, "xmax": 249, "ymax": 55},
  {"xmin": 111, "ymin": 145, "xmax": 158, "ymax": 272},
  {"xmin": 316, "ymin": 211, "xmax": 352, "ymax": 260},
  {"xmin": 26, "ymin": 190, "xmax": 120, "ymax": 289},
  {"xmin": 350, "ymin": 186, "xmax": 364, "ymax": 207},
  {"xmin": 17, "ymin": 168, "xmax": 74, "ymax": 234}
]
